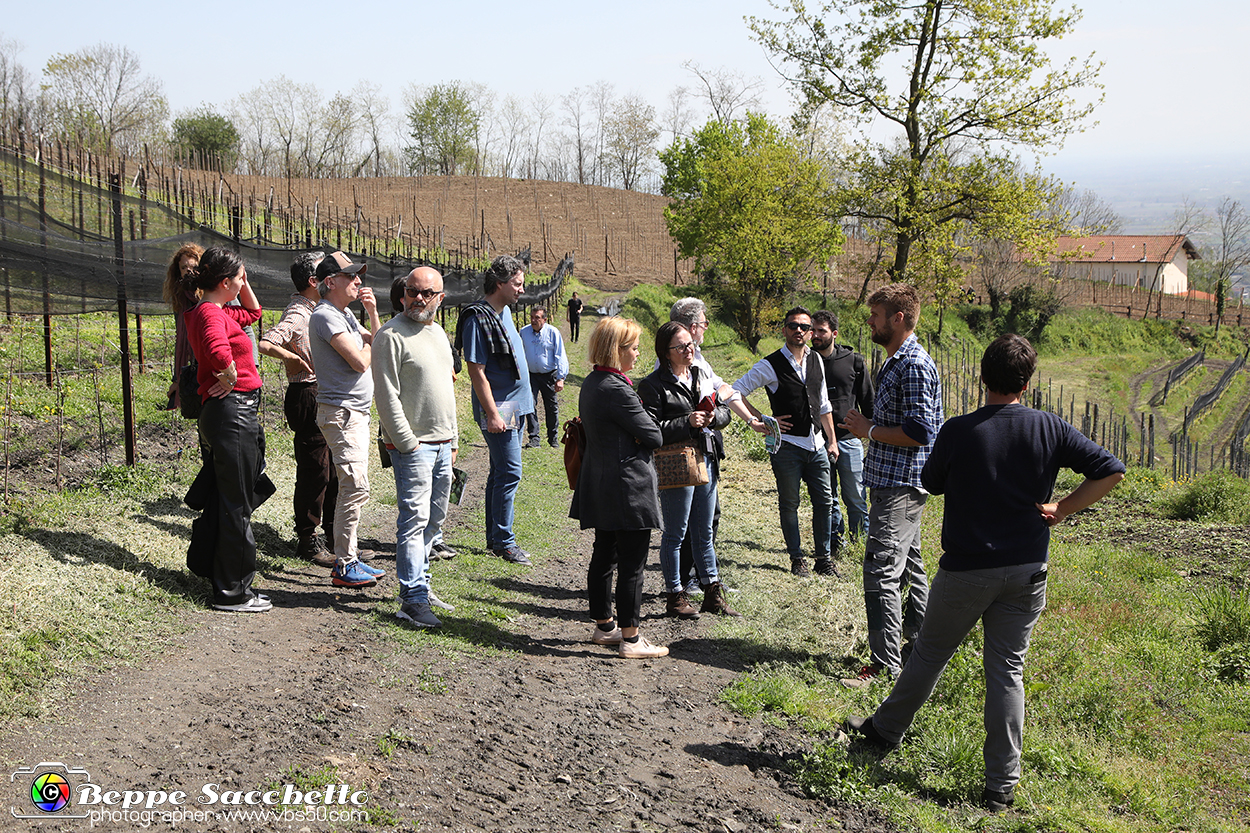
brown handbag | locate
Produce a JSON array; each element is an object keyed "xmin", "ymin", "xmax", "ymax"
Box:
[
  {"xmin": 653, "ymin": 441, "xmax": 708, "ymax": 490},
  {"xmin": 561, "ymin": 417, "xmax": 586, "ymax": 489}
]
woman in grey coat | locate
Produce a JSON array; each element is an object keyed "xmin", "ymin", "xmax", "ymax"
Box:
[{"xmin": 570, "ymin": 317, "xmax": 667, "ymax": 659}]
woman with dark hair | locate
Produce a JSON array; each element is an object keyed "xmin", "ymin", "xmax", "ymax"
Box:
[
  {"xmin": 639, "ymin": 321, "xmax": 739, "ymax": 619},
  {"xmin": 571, "ymin": 317, "xmax": 667, "ymax": 659},
  {"xmin": 162, "ymin": 243, "xmax": 204, "ymax": 410},
  {"xmin": 183, "ymin": 246, "xmax": 270, "ymax": 613}
]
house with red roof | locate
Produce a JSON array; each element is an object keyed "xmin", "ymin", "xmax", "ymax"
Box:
[{"xmin": 1049, "ymin": 234, "xmax": 1200, "ymax": 295}]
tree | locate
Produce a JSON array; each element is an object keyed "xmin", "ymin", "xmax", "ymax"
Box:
[
  {"xmin": 1204, "ymin": 198, "xmax": 1250, "ymax": 337},
  {"xmin": 40, "ymin": 43, "xmax": 168, "ymax": 155},
  {"xmin": 561, "ymin": 86, "xmax": 594, "ymax": 184},
  {"xmin": 604, "ymin": 93, "xmax": 659, "ymax": 191},
  {"xmin": 0, "ymin": 35, "xmax": 35, "ymax": 135},
  {"xmin": 750, "ymin": 0, "xmax": 1102, "ymax": 284},
  {"xmin": 353, "ymin": 81, "xmax": 395, "ymax": 177},
  {"xmin": 682, "ymin": 61, "xmax": 763, "ymax": 126},
  {"xmin": 404, "ymin": 81, "xmax": 480, "ymax": 176},
  {"xmin": 661, "ymin": 113, "xmax": 844, "ymax": 351},
  {"xmin": 171, "ymin": 107, "xmax": 240, "ymax": 170}
]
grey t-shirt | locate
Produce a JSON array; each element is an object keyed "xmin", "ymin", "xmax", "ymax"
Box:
[{"xmin": 309, "ymin": 300, "xmax": 373, "ymax": 413}]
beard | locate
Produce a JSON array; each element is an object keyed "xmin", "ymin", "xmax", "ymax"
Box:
[
  {"xmin": 870, "ymin": 320, "xmax": 893, "ymax": 346},
  {"xmin": 405, "ymin": 304, "xmax": 436, "ymax": 324}
]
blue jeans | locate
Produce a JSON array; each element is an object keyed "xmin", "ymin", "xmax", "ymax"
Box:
[
  {"xmin": 481, "ymin": 425, "xmax": 523, "ymax": 549},
  {"xmin": 390, "ymin": 442, "xmax": 453, "ymax": 606},
  {"xmin": 864, "ymin": 486, "xmax": 930, "ymax": 674},
  {"xmin": 659, "ymin": 457, "xmax": 719, "ymax": 593},
  {"xmin": 872, "ymin": 562, "xmax": 1048, "ymax": 793},
  {"xmin": 769, "ymin": 441, "xmax": 834, "ymax": 563},
  {"xmin": 832, "ymin": 437, "xmax": 868, "ymax": 539}
]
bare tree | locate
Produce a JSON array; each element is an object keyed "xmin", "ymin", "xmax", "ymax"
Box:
[
  {"xmin": 588, "ymin": 80, "xmax": 615, "ymax": 185},
  {"xmin": 561, "ymin": 86, "xmax": 594, "ymax": 184},
  {"xmin": 1206, "ymin": 198, "xmax": 1250, "ymax": 336},
  {"xmin": 682, "ymin": 61, "xmax": 762, "ymax": 125},
  {"xmin": 495, "ymin": 94, "xmax": 532, "ymax": 178},
  {"xmin": 1049, "ymin": 185, "xmax": 1122, "ymax": 235},
  {"xmin": 40, "ymin": 43, "xmax": 168, "ymax": 155},
  {"xmin": 604, "ymin": 93, "xmax": 659, "ymax": 191},
  {"xmin": 529, "ymin": 92, "xmax": 554, "ymax": 179},
  {"xmin": 0, "ymin": 35, "xmax": 35, "ymax": 135},
  {"xmin": 353, "ymin": 81, "xmax": 394, "ymax": 177},
  {"xmin": 663, "ymin": 85, "xmax": 694, "ymax": 145}
]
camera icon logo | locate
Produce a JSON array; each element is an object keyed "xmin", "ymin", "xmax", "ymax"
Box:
[{"xmin": 10, "ymin": 763, "xmax": 91, "ymax": 819}]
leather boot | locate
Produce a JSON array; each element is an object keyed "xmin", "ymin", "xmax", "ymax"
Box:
[
  {"xmin": 665, "ymin": 591, "xmax": 701, "ymax": 619},
  {"xmin": 700, "ymin": 582, "xmax": 742, "ymax": 617}
]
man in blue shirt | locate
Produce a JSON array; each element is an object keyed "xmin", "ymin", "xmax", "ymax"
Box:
[
  {"xmin": 457, "ymin": 254, "xmax": 535, "ymax": 565},
  {"xmin": 841, "ymin": 284, "xmax": 944, "ymax": 686},
  {"xmin": 519, "ymin": 306, "xmax": 569, "ymax": 449}
]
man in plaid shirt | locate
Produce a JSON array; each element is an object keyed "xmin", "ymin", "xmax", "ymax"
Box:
[{"xmin": 841, "ymin": 284, "xmax": 944, "ymax": 687}]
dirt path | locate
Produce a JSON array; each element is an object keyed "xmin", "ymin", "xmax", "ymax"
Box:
[{"xmin": 1, "ymin": 440, "xmax": 893, "ymax": 832}]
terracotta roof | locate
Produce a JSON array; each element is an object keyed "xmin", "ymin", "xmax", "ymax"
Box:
[{"xmin": 1052, "ymin": 235, "xmax": 1200, "ymax": 264}]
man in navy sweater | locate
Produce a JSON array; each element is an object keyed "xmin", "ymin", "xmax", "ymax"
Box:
[{"xmin": 844, "ymin": 333, "xmax": 1125, "ymax": 812}]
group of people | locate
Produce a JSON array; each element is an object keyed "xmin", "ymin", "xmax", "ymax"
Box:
[{"xmin": 166, "ymin": 250, "xmax": 1125, "ymax": 808}]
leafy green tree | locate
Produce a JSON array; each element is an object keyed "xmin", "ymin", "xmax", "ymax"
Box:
[
  {"xmin": 661, "ymin": 113, "xmax": 843, "ymax": 351},
  {"xmin": 171, "ymin": 108, "xmax": 239, "ymax": 170},
  {"xmin": 750, "ymin": 0, "xmax": 1102, "ymax": 287},
  {"xmin": 405, "ymin": 82, "xmax": 480, "ymax": 176}
]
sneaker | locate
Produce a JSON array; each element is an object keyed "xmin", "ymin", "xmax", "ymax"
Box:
[
  {"xmin": 843, "ymin": 715, "xmax": 898, "ymax": 750},
  {"xmin": 212, "ymin": 595, "xmax": 273, "ymax": 613},
  {"xmin": 522, "ymin": 438, "xmax": 540, "ymax": 449},
  {"xmin": 332, "ymin": 559, "xmax": 378, "ymax": 588},
  {"xmin": 790, "ymin": 558, "xmax": 812, "ymax": 578},
  {"xmin": 682, "ymin": 577, "xmax": 702, "ymax": 596},
  {"xmin": 840, "ymin": 664, "xmax": 886, "ymax": 689},
  {"xmin": 430, "ymin": 542, "xmax": 458, "ymax": 560},
  {"xmin": 618, "ymin": 635, "xmax": 668, "ymax": 659},
  {"xmin": 428, "ymin": 591, "xmax": 456, "ymax": 612},
  {"xmin": 356, "ymin": 560, "xmax": 386, "ymax": 578},
  {"xmin": 591, "ymin": 623, "xmax": 623, "ymax": 645},
  {"xmin": 813, "ymin": 558, "xmax": 841, "ymax": 577},
  {"xmin": 665, "ymin": 591, "xmax": 701, "ymax": 619},
  {"xmin": 982, "ymin": 787, "xmax": 1015, "ymax": 812},
  {"xmin": 547, "ymin": 438, "xmax": 559, "ymax": 448},
  {"xmin": 396, "ymin": 602, "xmax": 441, "ymax": 628},
  {"xmin": 493, "ymin": 546, "xmax": 532, "ymax": 565}
]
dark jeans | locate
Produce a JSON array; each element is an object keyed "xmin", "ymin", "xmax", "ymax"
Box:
[
  {"xmin": 284, "ymin": 382, "xmax": 338, "ymax": 539},
  {"xmin": 526, "ymin": 370, "xmax": 560, "ymax": 444},
  {"xmin": 588, "ymin": 528, "xmax": 652, "ymax": 629},
  {"xmin": 569, "ymin": 315, "xmax": 581, "ymax": 343},
  {"xmin": 199, "ymin": 390, "xmax": 262, "ymax": 606}
]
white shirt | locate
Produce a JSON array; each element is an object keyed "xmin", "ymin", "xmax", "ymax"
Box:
[{"xmin": 732, "ymin": 345, "xmax": 832, "ymax": 451}]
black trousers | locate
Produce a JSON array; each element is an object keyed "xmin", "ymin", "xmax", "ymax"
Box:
[
  {"xmin": 526, "ymin": 370, "xmax": 560, "ymax": 444},
  {"xmin": 284, "ymin": 381, "xmax": 338, "ymax": 539},
  {"xmin": 198, "ymin": 391, "xmax": 262, "ymax": 606},
  {"xmin": 569, "ymin": 315, "xmax": 581, "ymax": 343},
  {"xmin": 588, "ymin": 528, "xmax": 652, "ymax": 629}
]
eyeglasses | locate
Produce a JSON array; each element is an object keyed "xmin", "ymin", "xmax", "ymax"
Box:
[
  {"xmin": 405, "ymin": 287, "xmax": 442, "ymax": 300},
  {"xmin": 690, "ymin": 320, "xmax": 709, "ymax": 329},
  {"xmin": 784, "ymin": 322, "xmax": 813, "ymax": 332},
  {"xmin": 668, "ymin": 342, "xmax": 696, "ymax": 352}
]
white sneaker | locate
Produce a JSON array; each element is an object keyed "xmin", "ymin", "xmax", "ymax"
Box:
[
  {"xmin": 618, "ymin": 635, "xmax": 669, "ymax": 659},
  {"xmin": 212, "ymin": 595, "xmax": 272, "ymax": 613}
]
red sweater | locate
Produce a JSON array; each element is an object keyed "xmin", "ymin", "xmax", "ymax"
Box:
[{"xmin": 184, "ymin": 301, "xmax": 264, "ymax": 401}]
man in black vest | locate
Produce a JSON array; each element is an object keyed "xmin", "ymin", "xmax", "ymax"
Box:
[{"xmin": 732, "ymin": 307, "xmax": 840, "ymax": 577}]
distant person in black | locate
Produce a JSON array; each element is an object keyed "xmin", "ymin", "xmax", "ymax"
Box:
[
  {"xmin": 567, "ymin": 292, "xmax": 584, "ymax": 343},
  {"xmin": 844, "ymin": 333, "xmax": 1125, "ymax": 812}
]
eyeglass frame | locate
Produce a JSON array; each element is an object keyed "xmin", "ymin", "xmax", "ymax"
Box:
[{"xmin": 405, "ymin": 286, "xmax": 443, "ymax": 300}]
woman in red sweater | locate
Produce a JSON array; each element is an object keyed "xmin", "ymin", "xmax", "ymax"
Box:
[{"xmin": 182, "ymin": 247, "xmax": 269, "ymax": 613}]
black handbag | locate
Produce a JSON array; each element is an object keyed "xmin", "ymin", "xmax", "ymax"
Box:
[{"xmin": 179, "ymin": 361, "xmax": 202, "ymax": 420}]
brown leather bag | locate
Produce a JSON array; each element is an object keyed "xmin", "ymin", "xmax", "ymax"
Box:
[
  {"xmin": 653, "ymin": 441, "xmax": 708, "ymax": 490},
  {"xmin": 561, "ymin": 417, "xmax": 586, "ymax": 489}
]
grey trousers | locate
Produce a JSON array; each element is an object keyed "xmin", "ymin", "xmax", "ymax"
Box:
[
  {"xmin": 864, "ymin": 486, "xmax": 930, "ymax": 674},
  {"xmin": 871, "ymin": 562, "xmax": 1048, "ymax": 793}
]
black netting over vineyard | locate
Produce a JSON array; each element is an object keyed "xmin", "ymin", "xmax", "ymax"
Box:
[{"xmin": 0, "ymin": 148, "xmax": 570, "ymax": 316}]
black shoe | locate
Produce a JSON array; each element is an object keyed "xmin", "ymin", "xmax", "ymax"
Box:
[
  {"xmin": 843, "ymin": 715, "xmax": 898, "ymax": 750},
  {"xmin": 493, "ymin": 545, "xmax": 532, "ymax": 565},
  {"xmin": 431, "ymin": 541, "xmax": 458, "ymax": 560},
  {"xmin": 790, "ymin": 558, "xmax": 811, "ymax": 578},
  {"xmin": 548, "ymin": 438, "xmax": 559, "ymax": 448},
  {"xmin": 813, "ymin": 558, "xmax": 840, "ymax": 577},
  {"xmin": 522, "ymin": 438, "xmax": 540, "ymax": 449},
  {"xmin": 983, "ymin": 787, "xmax": 1014, "ymax": 812}
]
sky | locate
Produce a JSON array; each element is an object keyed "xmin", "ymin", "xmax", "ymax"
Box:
[{"xmin": 4, "ymin": 0, "xmax": 1247, "ymax": 184}]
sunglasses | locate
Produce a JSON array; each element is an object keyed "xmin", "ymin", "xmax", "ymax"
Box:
[
  {"xmin": 668, "ymin": 342, "xmax": 696, "ymax": 352},
  {"xmin": 405, "ymin": 287, "xmax": 442, "ymax": 300},
  {"xmin": 784, "ymin": 322, "xmax": 813, "ymax": 332}
]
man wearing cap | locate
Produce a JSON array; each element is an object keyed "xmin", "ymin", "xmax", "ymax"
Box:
[
  {"xmin": 308, "ymin": 251, "xmax": 386, "ymax": 588},
  {"xmin": 373, "ymin": 266, "xmax": 458, "ymax": 628},
  {"xmin": 520, "ymin": 306, "xmax": 569, "ymax": 449},
  {"xmin": 259, "ymin": 252, "xmax": 338, "ymax": 567},
  {"xmin": 454, "ymin": 254, "xmax": 534, "ymax": 565}
]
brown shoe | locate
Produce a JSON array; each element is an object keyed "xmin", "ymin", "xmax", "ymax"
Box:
[
  {"xmin": 618, "ymin": 635, "xmax": 669, "ymax": 659},
  {"xmin": 666, "ymin": 591, "xmax": 701, "ymax": 619},
  {"xmin": 699, "ymin": 582, "xmax": 742, "ymax": 617}
]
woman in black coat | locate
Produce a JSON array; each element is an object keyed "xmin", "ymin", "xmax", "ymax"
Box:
[
  {"xmin": 570, "ymin": 317, "xmax": 667, "ymax": 659},
  {"xmin": 639, "ymin": 321, "xmax": 739, "ymax": 619}
]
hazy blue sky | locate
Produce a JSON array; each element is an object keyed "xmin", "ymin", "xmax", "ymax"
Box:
[{"xmin": 5, "ymin": 0, "xmax": 1246, "ymax": 178}]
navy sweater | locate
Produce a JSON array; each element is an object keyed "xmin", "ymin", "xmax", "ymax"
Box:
[{"xmin": 921, "ymin": 404, "xmax": 1125, "ymax": 571}]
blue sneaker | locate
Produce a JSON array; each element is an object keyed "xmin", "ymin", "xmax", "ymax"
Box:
[
  {"xmin": 356, "ymin": 560, "xmax": 386, "ymax": 578},
  {"xmin": 332, "ymin": 559, "xmax": 377, "ymax": 588}
]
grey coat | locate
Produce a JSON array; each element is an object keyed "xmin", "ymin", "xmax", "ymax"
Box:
[{"xmin": 569, "ymin": 369, "xmax": 663, "ymax": 530}]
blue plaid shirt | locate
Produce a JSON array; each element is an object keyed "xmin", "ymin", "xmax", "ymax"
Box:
[{"xmin": 864, "ymin": 334, "xmax": 943, "ymax": 490}]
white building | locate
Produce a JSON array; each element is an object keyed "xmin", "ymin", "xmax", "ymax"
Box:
[{"xmin": 1050, "ymin": 234, "xmax": 1199, "ymax": 294}]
